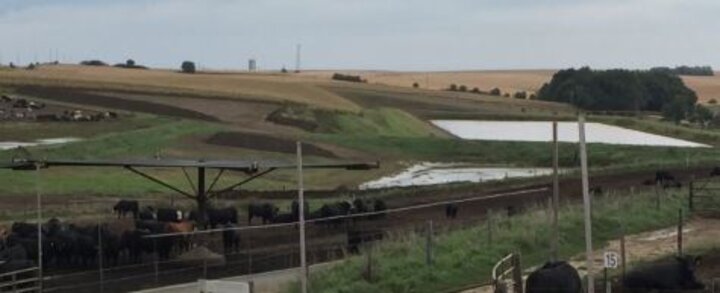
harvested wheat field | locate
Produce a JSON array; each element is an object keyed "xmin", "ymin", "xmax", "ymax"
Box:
[
  {"xmin": 0, "ymin": 65, "xmax": 360, "ymax": 111},
  {"xmin": 303, "ymin": 70, "xmax": 720, "ymax": 103}
]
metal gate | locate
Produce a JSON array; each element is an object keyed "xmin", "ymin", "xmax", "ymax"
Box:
[
  {"xmin": 689, "ymin": 179, "xmax": 720, "ymax": 214},
  {"xmin": 492, "ymin": 253, "xmax": 523, "ymax": 293},
  {"xmin": 0, "ymin": 267, "xmax": 41, "ymax": 292}
]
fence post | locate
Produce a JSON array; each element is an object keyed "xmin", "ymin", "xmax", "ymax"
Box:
[
  {"xmin": 98, "ymin": 222, "xmax": 104, "ymax": 293},
  {"xmin": 487, "ymin": 210, "xmax": 493, "ymax": 248},
  {"xmin": 511, "ymin": 253, "xmax": 523, "ymax": 293},
  {"xmin": 689, "ymin": 180, "xmax": 694, "ymax": 212},
  {"xmin": 426, "ymin": 220, "xmax": 433, "ymax": 266},
  {"xmin": 364, "ymin": 245, "xmax": 373, "ymax": 282},
  {"xmin": 154, "ymin": 238, "xmax": 159, "ymax": 285},
  {"xmin": 678, "ymin": 209, "xmax": 683, "ymax": 257},
  {"xmin": 620, "ymin": 223, "xmax": 626, "ymax": 284},
  {"xmin": 655, "ymin": 182, "xmax": 661, "ymax": 210}
]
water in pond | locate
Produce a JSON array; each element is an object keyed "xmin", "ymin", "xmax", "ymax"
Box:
[
  {"xmin": 359, "ymin": 163, "xmax": 553, "ymax": 189},
  {"xmin": 0, "ymin": 137, "xmax": 81, "ymax": 150},
  {"xmin": 431, "ymin": 120, "xmax": 709, "ymax": 148}
]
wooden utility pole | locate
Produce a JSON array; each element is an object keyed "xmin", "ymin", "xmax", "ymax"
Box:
[
  {"xmin": 579, "ymin": 114, "xmax": 595, "ymax": 293},
  {"xmin": 551, "ymin": 121, "xmax": 560, "ymax": 261},
  {"xmin": 297, "ymin": 142, "xmax": 308, "ymax": 293}
]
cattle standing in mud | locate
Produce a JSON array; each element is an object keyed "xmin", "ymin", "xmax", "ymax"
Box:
[
  {"xmin": 525, "ymin": 261, "xmax": 582, "ymax": 293},
  {"xmin": 113, "ymin": 200, "xmax": 139, "ymax": 218},
  {"xmin": 248, "ymin": 203, "xmax": 278, "ymax": 225},
  {"xmin": 623, "ymin": 255, "xmax": 704, "ymax": 292}
]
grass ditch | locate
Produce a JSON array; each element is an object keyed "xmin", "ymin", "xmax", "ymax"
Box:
[{"xmin": 285, "ymin": 188, "xmax": 691, "ymax": 293}]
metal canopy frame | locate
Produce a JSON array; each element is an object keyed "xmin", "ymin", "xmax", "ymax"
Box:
[{"xmin": 2, "ymin": 158, "xmax": 379, "ymax": 224}]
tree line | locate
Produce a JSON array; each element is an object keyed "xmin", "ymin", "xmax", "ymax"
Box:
[
  {"xmin": 650, "ymin": 66, "xmax": 714, "ymax": 76},
  {"xmin": 537, "ymin": 67, "xmax": 709, "ymax": 123}
]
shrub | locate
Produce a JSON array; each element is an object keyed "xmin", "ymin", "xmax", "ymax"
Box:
[
  {"xmin": 709, "ymin": 99, "xmax": 717, "ymax": 105},
  {"xmin": 448, "ymin": 84, "xmax": 458, "ymax": 91},
  {"xmin": 513, "ymin": 91, "xmax": 527, "ymax": 99},
  {"xmin": 458, "ymin": 85, "xmax": 468, "ymax": 92},
  {"xmin": 412, "ymin": 82, "xmax": 419, "ymax": 88},
  {"xmin": 332, "ymin": 73, "xmax": 365, "ymax": 83},
  {"xmin": 80, "ymin": 60, "xmax": 108, "ymax": 66},
  {"xmin": 490, "ymin": 88, "xmax": 501, "ymax": 96},
  {"xmin": 181, "ymin": 61, "xmax": 196, "ymax": 74}
]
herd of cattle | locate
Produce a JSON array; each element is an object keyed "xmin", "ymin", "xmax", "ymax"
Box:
[
  {"xmin": 0, "ymin": 197, "xmax": 395, "ymax": 274},
  {"xmin": 0, "ymin": 94, "xmax": 118, "ymax": 122}
]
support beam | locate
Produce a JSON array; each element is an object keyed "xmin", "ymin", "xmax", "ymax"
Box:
[
  {"xmin": 579, "ymin": 114, "xmax": 595, "ymax": 293},
  {"xmin": 551, "ymin": 121, "xmax": 560, "ymax": 262},
  {"xmin": 208, "ymin": 168, "xmax": 277, "ymax": 198},
  {"xmin": 197, "ymin": 167, "xmax": 208, "ymax": 226},
  {"xmin": 181, "ymin": 168, "xmax": 198, "ymax": 195},
  {"xmin": 124, "ymin": 166, "xmax": 195, "ymax": 199},
  {"xmin": 205, "ymin": 169, "xmax": 226, "ymax": 195}
]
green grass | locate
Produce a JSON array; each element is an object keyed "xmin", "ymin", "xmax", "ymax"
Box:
[
  {"xmin": 593, "ymin": 115, "xmax": 720, "ymax": 147},
  {"xmin": 287, "ymin": 189, "xmax": 691, "ymax": 293},
  {"xmin": 313, "ymin": 134, "xmax": 720, "ymax": 167},
  {"xmin": 315, "ymin": 108, "xmax": 447, "ymax": 137}
]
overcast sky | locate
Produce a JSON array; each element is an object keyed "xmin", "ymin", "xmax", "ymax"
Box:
[{"xmin": 1, "ymin": 0, "xmax": 718, "ymax": 71}]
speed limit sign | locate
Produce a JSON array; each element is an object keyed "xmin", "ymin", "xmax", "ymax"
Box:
[{"xmin": 604, "ymin": 251, "xmax": 619, "ymax": 269}]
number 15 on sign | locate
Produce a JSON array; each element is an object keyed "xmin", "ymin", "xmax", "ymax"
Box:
[{"xmin": 604, "ymin": 251, "xmax": 619, "ymax": 269}]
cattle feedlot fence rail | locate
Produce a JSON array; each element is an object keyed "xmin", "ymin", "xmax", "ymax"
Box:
[
  {"xmin": 492, "ymin": 253, "xmax": 523, "ymax": 293},
  {"xmin": 689, "ymin": 178, "xmax": 720, "ymax": 214},
  {"xmin": 0, "ymin": 267, "xmax": 40, "ymax": 292}
]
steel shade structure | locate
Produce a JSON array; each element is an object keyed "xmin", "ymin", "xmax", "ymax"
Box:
[{"xmin": 1, "ymin": 157, "xmax": 379, "ymax": 224}]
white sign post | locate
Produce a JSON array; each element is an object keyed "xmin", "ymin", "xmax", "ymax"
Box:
[
  {"xmin": 604, "ymin": 251, "xmax": 619, "ymax": 269},
  {"xmin": 603, "ymin": 251, "xmax": 619, "ymax": 293}
]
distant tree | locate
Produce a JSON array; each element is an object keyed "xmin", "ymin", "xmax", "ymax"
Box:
[
  {"xmin": 126, "ymin": 59, "xmax": 136, "ymax": 67},
  {"xmin": 281, "ymin": 67, "xmax": 288, "ymax": 73},
  {"xmin": 9, "ymin": 62, "xmax": 15, "ymax": 69},
  {"xmin": 529, "ymin": 93, "xmax": 537, "ymax": 99},
  {"xmin": 503, "ymin": 93, "xmax": 510, "ymax": 98},
  {"xmin": 181, "ymin": 61, "xmax": 196, "ymax": 74},
  {"xmin": 538, "ymin": 67, "xmax": 698, "ymax": 121},
  {"xmin": 448, "ymin": 84, "xmax": 458, "ymax": 91},
  {"xmin": 709, "ymin": 98, "xmax": 718, "ymax": 105},
  {"xmin": 662, "ymin": 99, "xmax": 689, "ymax": 124},
  {"xmin": 459, "ymin": 85, "xmax": 468, "ymax": 92},
  {"xmin": 471, "ymin": 87, "xmax": 480, "ymax": 93},
  {"xmin": 689, "ymin": 104, "xmax": 714, "ymax": 127},
  {"xmin": 514, "ymin": 91, "xmax": 527, "ymax": 99},
  {"xmin": 27, "ymin": 63, "xmax": 36, "ymax": 70},
  {"xmin": 80, "ymin": 60, "xmax": 108, "ymax": 66},
  {"xmin": 412, "ymin": 82, "xmax": 420, "ymax": 88},
  {"xmin": 332, "ymin": 73, "xmax": 365, "ymax": 83},
  {"xmin": 490, "ymin": 88, "xmax": 501, "ymax": 96}
]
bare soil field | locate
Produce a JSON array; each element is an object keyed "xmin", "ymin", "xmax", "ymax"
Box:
[{"xmin": 16, "ymin": 86, "xmax": 220, "ymax": 122}]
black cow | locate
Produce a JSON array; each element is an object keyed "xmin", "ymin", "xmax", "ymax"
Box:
[
  {"xmin": 318, "ymin": 201, "xmax": 353, "ymax": 226},
  {"xmin": 655, "ymin": 170, "xmax": 676, "ymax": 184},
  {"xmin": 711, "ymin": 167, "xmax": 720, "ymax": 177},
  {"xmin": 155, "ymin": 208, "xmax": 183, "ymax": 222},
  {"xmin": 11, "ymin": 222, "xmax": 39, "ymax": 238},
  {"xmin": 248, "ymin": 203, "xmax": 278, "ymax": 225},
  {"xmin": 445, "ymin": 203, "xmax": 458, "ymax": 219},
  {"xmin": 623, "ymin": 255, "xmax": 704, "ymax": 291},
  {"xmin": 222, "ymin": 224, "xmax": 241, "ymax": 254},
  {"xmin": 525, "ymin": 261, "xmax": 582, "ymax": 293},
  {"xmin": 207, "ymin": 207, "xmax": 238, "ymax": 228},
  {"xmin": 272, "ymin": 213, "xmax": 295, "ymax": 224},
  {"xmin": 138, "ymin": 207, "xmax": 155, "ymax": 221},
  {"xmin": 113, "ymin": 200, "xmax": 139, "ymax": 218},
  {"xmin": 370, "ymin": 199, "xmax": 387, "ymax": 220},
  {"xmin": 292, "ymin": 200, "xmax": 309, "ymax": 220}
]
